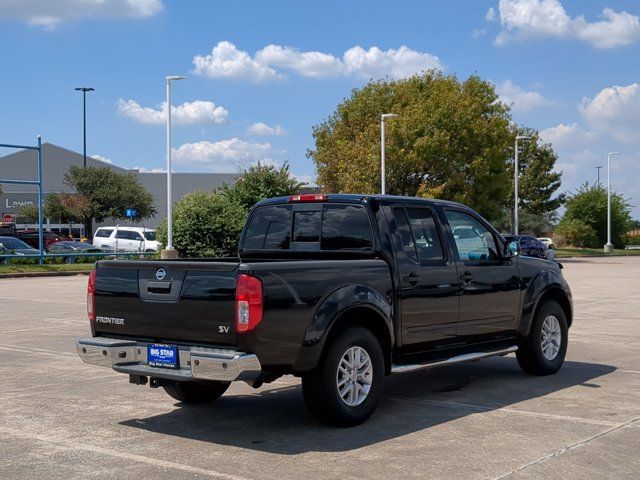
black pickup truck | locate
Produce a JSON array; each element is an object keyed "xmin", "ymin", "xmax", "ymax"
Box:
[{"xmin": 77, "ymin": 194, "xmax": 572, "ymax": 426}]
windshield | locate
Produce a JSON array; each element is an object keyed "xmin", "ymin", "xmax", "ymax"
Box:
[
  {"xmin": 143, "ymin": 231, "xmax": 156, "ymax": 241},
  {"xmin": 0, "ymin": 237, "xmax": 31, "ymax": 249}
]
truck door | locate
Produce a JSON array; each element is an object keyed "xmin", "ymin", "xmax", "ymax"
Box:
[
  {"xmin": 388, "ymin": 205, "xmax": 459, "ymax": 352},
  {"xmin": 442, "ymin": 209, "xmax": 520, "ymax": 343}
]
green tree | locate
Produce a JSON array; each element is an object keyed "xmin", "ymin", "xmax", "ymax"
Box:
[
  {"xmin": 560, "ymin": 183, "xmax": 632, "ymax": 248},
  {"xmin": 555, "ymin": 219, "xmax": 597, "ymax": 248},
  {"xmin": 65, "ymin": 165, "xmax": 156, "ymax": 236},
  {"xmin": 156, "ymin": 191, "xmax": 246, "ymax": 258},
  {"xmin": 507, "ymin": 127, "xmax": 564, "ymax": 216},
  {"xmin": 308, "ymin": 72, "xmax": 563, "ymax": 223},
  {"xmin": 219, "ymin": 162, "xmax": 303, "ymax": 210}
]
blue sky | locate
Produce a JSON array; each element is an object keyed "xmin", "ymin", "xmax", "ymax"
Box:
[{"xmin": 1, "ymin": 0, "xmax": 639, "ymax": 216}]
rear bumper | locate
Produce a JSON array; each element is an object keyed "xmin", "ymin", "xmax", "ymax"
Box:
[{"xmin": 76, "ymin": 337, "xmax": 261, "ymax": 383}]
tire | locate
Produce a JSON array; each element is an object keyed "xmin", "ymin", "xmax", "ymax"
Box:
[
  {"xmin": 302, "ymin": 326, "xmax": 385, "ymax": 427},
  {"xmin": 163, "ymin": 381, "xmax": 230, "ymax": 404},
  {"xmin": 517, "ymin": 300, "xmax": 568, "ymax": 375}
]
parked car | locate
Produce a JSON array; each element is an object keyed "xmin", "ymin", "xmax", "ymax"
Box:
[
  {"xmin": 503, "ymin": 235, "xmax": 547, "ymax": 259},
  {"xmin": 92, "ymin": 226, "xmax": 159, "ymax": 252},
  {"xmin": 47, "ymin": 241, "xmax": 101, "ymax": 263},
  {"xmin": 0, "ymin": 236, "xmax": 39, "ymax": 255},
  {"xmin": 17, "ymin": 230, "xmax": 65, "ymax": 249},
  {"xmin": 77, "ymin": 194, "xmax": 572, "ymax": 426},
  {"xmin": 537, "ymin": 237, "xmax": 556, "ymax": 250},
  {"xmin": 0, "ymin": 221, "xmax": 17, "ymax": 237}
]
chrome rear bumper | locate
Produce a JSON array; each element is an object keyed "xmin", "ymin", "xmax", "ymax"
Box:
[{"xmin": 76, "ymin": 337, "xmax": 261, "ymax": 383}]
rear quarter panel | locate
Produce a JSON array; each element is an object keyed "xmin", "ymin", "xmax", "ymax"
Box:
[{"xmin": 238, "ymin": 259, "xmax": 392, "ymax": 371}]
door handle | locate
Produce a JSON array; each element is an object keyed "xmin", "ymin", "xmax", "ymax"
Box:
[
  {"xmin": 403, "ymin": 272, "xmax": 420, "ymax": 286},
  {"xmin": 460, "ymin": 272, "xmax": 473, "ymax": 282}
]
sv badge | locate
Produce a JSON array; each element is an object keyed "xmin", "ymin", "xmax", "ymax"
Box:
[{"xmin": 218, "ymin": 326, "xmax": 230, "ymax": 333}]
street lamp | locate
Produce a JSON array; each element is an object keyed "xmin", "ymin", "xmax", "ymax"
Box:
[
  {"xmin": 604, "ymin": 152, "xmax": 620, "ymax": 253},
  {"xmin": 514, "ymin": 135, "xmax": 530, "ymax": 236},
  {"xmin": 380, "ymin": 113, "xmax": 398, "ymax": 195},
  {"xmin": 162, "ymin": 75, "xmax": 186, "ymax": 260},
  {"xmin": 74, "ymin": 87, "xmax": 95, "ymax": 168}
]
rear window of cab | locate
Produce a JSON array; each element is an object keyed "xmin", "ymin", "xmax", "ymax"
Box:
[{"xmin": 243, "ymin": 204, "xmax": 374, "ymax": 251}]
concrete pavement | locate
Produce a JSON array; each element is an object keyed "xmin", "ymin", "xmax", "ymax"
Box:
[{"xmin": 0, "ymin": 257, "xmax": 638, "ymax": 479}]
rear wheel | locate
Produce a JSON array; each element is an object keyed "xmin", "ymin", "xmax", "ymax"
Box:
[
  {"xmin": 163, "ymin": 381, "xmax": 229, "ymax": 404},
  {"xmin": 302, "ymin": 326, "xmax": 384, "ymax": 427},
  {"xmin": 517, "ymin": 300, "xmax": 568, "ymax": 375}
]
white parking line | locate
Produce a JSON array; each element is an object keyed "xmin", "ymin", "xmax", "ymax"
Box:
[
  {"xmin": 0, "ymin": 426, "xmax": 255, "ymax": 480},
  {"xmin": 0, "ymin": 344, "xmax": 76, "ymax": 357}
]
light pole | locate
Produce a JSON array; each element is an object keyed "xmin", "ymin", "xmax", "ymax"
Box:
[
  {"xmin": 596, "ymin": 166, "xmax": 602, "ymax": 185},
  {"xmin": 514, "ymin": 135, "xmax": 530, "ymax": 236},
  {"xmin": 161, "ymin": 75, "xmax": 186, "ymax": 260},
  {"xmin": 380, "ymin": 113, "xmax": 398, "ymax": 194},
  {"xmin": 74, "ymin": 87, "xmax": 95, "ymax": 168},
  {"xmin": 604, "ymin": 152, "xmax": 620, "ymax": 253}
]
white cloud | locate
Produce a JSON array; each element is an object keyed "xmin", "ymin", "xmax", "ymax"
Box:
[
  {"xmin": 172, "ymin": 138, "xmax": 274, "ymax": 172},
  {"xmin": 193, "ymin": 41, "xmax": 280, "ymax": 82},
  {"xmin": 132, "ymin": 166, "xmax": 166, "ymax": 173},
  {"xmin": 255, "ymin": 45, "xmax": 345, "ymax": 78},
  {"xmin": 248, "ymin": 122, "xmax": 286, "ymax": 136},
  {"xmin": 539, "ymin": 123, "xmax": 595, "ymax": 149},
  {"xmin": 117, "ymin": 99, "xmax": 228, "ymax": 125},
  {"xmin": 91, "ymin": 154, "xmax": 112, "ymax": 164},
  {"xmin": 486, "ymin": 7, "xmax": 497, "ymax": 22},
  {"xmin": 192, "ymin": 41, "xmax": 441, "ymax": 82},
  {"xmin": 580, "ymin": 83, "xmax": 640, "ymax": 142},
  {"xmin": 0, "ymin": 0, "xmax": 162, "ymax": 27},
  {"xmin": 497, "ymin": 80, "xmax": 555, "ymax": 112},
  {"xmin": 293, "ymin": 174, "xmax": 315, "ymax": 186},
  {"xmin": 492, "ymin": 0, "xmax": 640, "ymax": 48}
]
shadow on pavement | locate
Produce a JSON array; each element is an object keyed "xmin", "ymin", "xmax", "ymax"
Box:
[{"xmin": 120, "ymin": 357, "xmax": 615, "ymax": 454}]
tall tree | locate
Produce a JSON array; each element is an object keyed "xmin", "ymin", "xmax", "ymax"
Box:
[
  {"xmin": 308, "ymin": 72, "xmax": 563, "ymax": 224},
  {"xmin": 219, "ymin": 162, "xmax": 303, "ymax": 210},
  {"xmin": 560, "ymin": 183, "xmax": 632, "ymax": 248},
  {"xmin": 507, "ymin": 127, "xmax": 564, "ymax": 216},
  {"xmin": 65, "ymin": 165, "xmax": 156, "ymax": 236},
  {"xmin": 308, "ymin": 72, "xmax": 515, "ymax": 220}
]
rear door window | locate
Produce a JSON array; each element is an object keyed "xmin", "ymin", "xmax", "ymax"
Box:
[
  {"xmin": 244, "ymin": 205, "xmax": 292, "ymax": 250},
  {"xmin": 321, "ymin": 204, "xmax": 373, "ymax": 251},
  {"xmin": 243, "ymin": 203, "xmax": 374, "ymax": 252},
  {"xmin": 95, "ymin": 229, "xmax": 113, "ymax": 238}
]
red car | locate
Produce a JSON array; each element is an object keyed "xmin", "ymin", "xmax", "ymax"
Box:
[{"xmin": 16, "ymin": 230, "xmax": 65, "ymax": 249}]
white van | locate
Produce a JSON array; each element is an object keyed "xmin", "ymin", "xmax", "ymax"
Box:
[{"xmin": 92, "ymin": 226, "xmax": 160, "ymax": 252}]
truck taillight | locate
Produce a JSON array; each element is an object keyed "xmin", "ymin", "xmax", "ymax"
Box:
[
  {"xmin": 87, "ymin": 269, "xmax": 96, "ymax": 323},
  {"xmin": 236, "ymin": 274, "xmax": 263, "ymax": 333}
]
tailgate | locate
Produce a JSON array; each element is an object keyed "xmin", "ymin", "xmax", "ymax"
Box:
[{"xmin": 93, "ymin": 260, "xmax": 239, "ymax": 346}]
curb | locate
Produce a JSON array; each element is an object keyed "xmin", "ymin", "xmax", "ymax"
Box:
[{"xmin": 0, "ymin": 270, "xmax": 91, "ymax": 279}]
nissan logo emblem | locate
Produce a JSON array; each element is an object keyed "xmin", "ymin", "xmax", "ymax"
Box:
[{"xmin": 155, "ymin": 268, "xmax": 167, "ymax": 281}]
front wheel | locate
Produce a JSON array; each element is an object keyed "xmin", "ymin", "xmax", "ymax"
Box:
[
  {"xmin": 302, "ymin": 326, "xmax": 384, "ymax": 427},
  {"xmin": 517, "ymin": 300, "xmax": 568, "ymax": 375},
  {"xmin": 163, "ymin": 381, "xmax": 229, "ymax": 404}
]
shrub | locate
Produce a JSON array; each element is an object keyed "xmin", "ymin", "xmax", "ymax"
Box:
[
  {"xmin": 156, "ymin": 191, "xmax": 247, "ymax": 258},
  {"xmin": 555, "ymin": 219, "xmax": 597, "ymax": 248}
]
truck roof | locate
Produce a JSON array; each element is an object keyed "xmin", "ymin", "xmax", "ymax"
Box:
[{"xmin": 257, "ymin": 194, "xmax": 468, "ymax": 209}]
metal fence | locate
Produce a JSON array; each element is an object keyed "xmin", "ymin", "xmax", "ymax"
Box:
[{"xmin": 1, "ymin": 251, "xmax": 157, "ymax": 266}]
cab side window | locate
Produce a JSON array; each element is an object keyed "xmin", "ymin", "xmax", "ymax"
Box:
[
  {"xmin": 392, "ymin": 207, "xmax": 444, "ymax": 262},
  {"xmin": 445, "ymin": 210, "xmax": 499, "ymax": 262}
]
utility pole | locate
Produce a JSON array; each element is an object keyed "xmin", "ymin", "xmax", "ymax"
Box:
[
  {"xmin": 380, "ymin": 113, "xmax": 398, "ymax": 194},
  {"xmin": 74, "ymin": 87, "xmax": 95, "ymax": 167},
  {"xmin": 596, "ymin": 166, "xmax": 602, "ymax": 186}
]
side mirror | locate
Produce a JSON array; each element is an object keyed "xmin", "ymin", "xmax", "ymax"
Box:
[{"xmin": 504, "ymin": 240, "xmax": 519, "ymax": 258}]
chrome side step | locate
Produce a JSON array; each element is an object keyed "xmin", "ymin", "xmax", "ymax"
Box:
[{"xmin": 391, "ymin": 345, "xmax": 518, "ymax": 374}]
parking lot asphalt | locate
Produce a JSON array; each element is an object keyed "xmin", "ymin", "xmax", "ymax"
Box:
[{"xmin": 1, "ymin": 257, "xmax": 639, "ymax": 480}]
